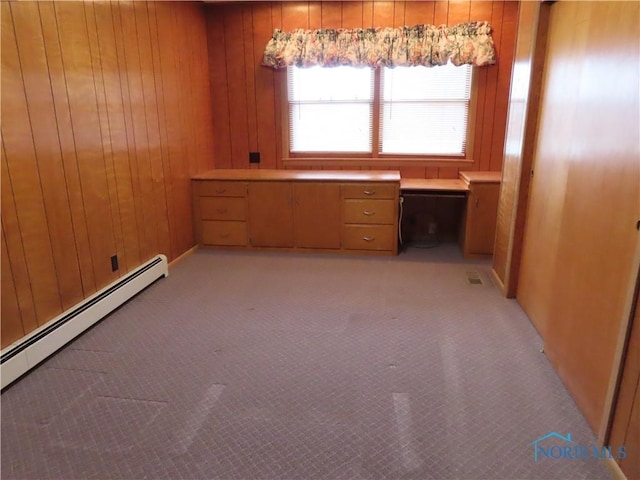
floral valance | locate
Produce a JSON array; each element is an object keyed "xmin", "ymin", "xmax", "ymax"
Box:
[{"xmin": 262, "ymin": 22, "xmax": 496, "ymax": 69}]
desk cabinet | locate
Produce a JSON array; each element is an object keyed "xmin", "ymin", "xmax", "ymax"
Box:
[
  {"xmin": 342, "ymin": 183, "xmax": 397, "ymax": 252},
  {"xmin": 195, "ymin": 181, "xmax": 248, "ymax": 247},
  {"xmin": 192, "ymin": 170, "xmax": 400, "ymax": 255},
  {"xmin": 459, "ymin": 172, "xmax": 501, "ymax": 257}
]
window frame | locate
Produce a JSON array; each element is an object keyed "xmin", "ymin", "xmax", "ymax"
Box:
[{"xmin": 280, "ymin": 66, "xmax": 478, "ymax": 168}]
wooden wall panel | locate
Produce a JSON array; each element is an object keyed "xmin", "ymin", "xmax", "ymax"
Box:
[
  {"xmin": 1, "ymin": 1, "xmax": 215, "ymax": 349},
  {"xmin": 518, "ymin": 1, "xmax": 640, "ymax": 432},
  {"xmin": 492, "ymin": 1, "xmax": 549, "ymax": 297},
  {"xmin": 205, "ymin": 1, "xmax": 518, "ymax": 179}
]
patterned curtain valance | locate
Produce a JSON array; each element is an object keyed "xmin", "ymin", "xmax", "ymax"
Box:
[{"xmin": 262, "ymin": 22, "xmax": 496, "ymax": 69}]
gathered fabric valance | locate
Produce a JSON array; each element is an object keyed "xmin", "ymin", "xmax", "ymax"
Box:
[{"xmin": 262, "ymin": 22, "xmax": 496, "ymax": 69}]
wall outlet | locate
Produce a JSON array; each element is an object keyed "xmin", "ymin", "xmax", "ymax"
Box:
[
  {"xmin": 110, "ymin": 255, "xmax": 119, "ymax": 272},
  {"xmin": 249, "ymin": 151, "xmax": 260, "ymax": 164}
]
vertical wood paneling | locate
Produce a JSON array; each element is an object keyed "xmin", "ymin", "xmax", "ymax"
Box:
[
  {"xmin": 253, "ymin": 4, "xmax": 278, "ymax": 169},
  {"xmin": 489, "ymin": 0, "xmax": 518, "ymax": 173},
  {"xmin": 1, "ymin": 140, "xmax": 39, "ymax": 344},
  {"xmin": 92, "ymin": 1, "xmax": 141, "ymax": 271},
  {"xmin": 1, "ymin": 225, "xmax": 23, "ymax": 348},
  {"xmin": 243, "ymin": 6, "xmax": 259, "ymax": 156},
  {"xmin": 321, "ymin": 2, "xmax": 342, "ymax": 28},
  {"xmin": 207, "ymin": 1, "xmax": 517, "ymax": 179},
  {"xmin": 207, "ymin": 8, "xmax": 232, "ymax": 168},
  {"xmin": 11, "ymin": 2, "xmax": 85, "ymax": 311},
  {"xmin": 342, "ymin": 2, "xmax": 363, "ymax": 29},
  {"xmin": 2, "ymin": 4, "xmax": 63, "ymax": 325},
  {"xmin": 84, "ymin": 2, "xmax": 129, "ymax": 276},
  {"xmin": 2, "ymin": 1, "xmax": 215, "ymax": 346},
  {"xmin": 55, "ymin": 2, "xmax": 120, "ymax": 287},
  {"xmin": 225, "ymin": 6, "xmax": 251, "ymax": 168},
  {"xmin": 37, "ymin": 1, "xmax": 97, "ymax": 297},
  {"xmin": 134, "ymin": 1, "xmax": 172, "ymax": 260}
]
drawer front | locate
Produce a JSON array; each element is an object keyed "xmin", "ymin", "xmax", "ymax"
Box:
[
  {"xmin": 343, "ymin": 199, "xmax": 395, "ymax": 225},
  {"xmin": 342, "ymin": 183, "xmax": 396, "ymax": 200},
  {"xmin": 198, "ymin": 181, "xmax": 246, "ymax": 197},
  {"xmin": 201, "ymin": 221, "xmax": 247, "ymax": 246},
  {"xmin": 343, "ymin": 225, "xmax": 395, "ymax": 251},
  {"xmin": 200, "ymin": 197, "xmax": 246, "ymax": 221}
]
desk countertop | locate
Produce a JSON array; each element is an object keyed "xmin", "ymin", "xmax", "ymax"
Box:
[
  {"xmin": 400, "ymin": 178, "xmax": 468, "ymax": 192},
  {"xmin": 193, "ymin": 169, "xmax": 401, "ymax": 182}
]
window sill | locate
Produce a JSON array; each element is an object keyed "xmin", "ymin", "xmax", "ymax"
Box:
[{"xmin": 282, "ymin": 157, "xmax": 475, "ymax": 169}]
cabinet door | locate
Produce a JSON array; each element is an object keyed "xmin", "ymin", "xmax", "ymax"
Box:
[
  {"xmin": 248, "ymin": 182, "xmax": 294, "ymax": 247},
  {"xmin": 465, "ymin": 183, "xmax": 500, "ymax": 255},
  {"xmin": 294, "ymin": 182, "xmax": 341, "ymax": 249}
]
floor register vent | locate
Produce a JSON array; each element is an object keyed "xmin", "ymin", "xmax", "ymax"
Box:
[
  {"xmin": 0, "ymin": 254, "xmax": 168, "ymax": 390},
  {"xmin": 466, "ymin": 271, "xmax": 484, "ymax": 285}
]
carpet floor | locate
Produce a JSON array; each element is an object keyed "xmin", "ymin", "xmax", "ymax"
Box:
[{"xmin": 1, "ymin": 245, "xmax": 612, "ymax": 479}]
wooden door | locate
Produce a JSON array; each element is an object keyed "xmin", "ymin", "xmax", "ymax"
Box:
[
  {"xmin": 293, "ymin": 182, "xmax": 341, "ymax": 249},
  {"xmin": 247, "ymin": 182, "xmax": 293, "ymax": 247},
  {"xmin": 517, "ymin": 1, "xmax": 640, "ymax": 431},
  {"xmin": 607, "ymin": 282, "xmax": 640, "ymax": 479}
]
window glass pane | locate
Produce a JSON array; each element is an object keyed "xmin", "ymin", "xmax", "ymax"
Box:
[
  {"xmin": 289, "ymin": 66, "xmax": 374, "ymax": 153},
  {"xmin": 290, "ymin": 103, "xmax": 372, "ymax": 153},
  {"xmin": 383, "ymin": 64, "xmax": 472, "ymax": 101},
  {"xmin": 289, "ymin": 66, "xmax": 374, "ymax": 102},
  {"xmin": 381, "ymin": 102, "xmax": 468, "ymax": 155},
  {"xmin": 381, "ymin": 63, "xmax": 472, "ymax": 155}
]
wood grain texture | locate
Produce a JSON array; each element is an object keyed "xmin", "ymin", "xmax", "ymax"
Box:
[
  {"xmin": 1, "ymin": 1, "xmax": 214, "ymax": 345},
  {"xmin": 492, "ymin": 2, "xmax": 549, "ymax": 298},
  {"xmin": 608, "ymin": 287, "xmax": 640, "ymax": 479},
  {"xmin": 518, "ymin": 0, "xmax": 640, "ymax": 433},
  {"xmin": 205, "ymin": 0, "xmax": 517, "ymax": 179}
]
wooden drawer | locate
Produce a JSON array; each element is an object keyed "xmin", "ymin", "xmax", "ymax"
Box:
[
  {"xmin": 342, "ymin": 183, "xmax": 396, "ymax": 200},
  {"xmin": 343, "ymin": 199, "xmax": 395, "ymax": 225},
  {"xmin": 198, "ymin": 181, "xmax": 246, "ymax": 197},
  {"xmin": 200, "ymin": 197, "xmax": 245, "ymax": 221},
  {"xmin": 343, "ymin": 225, "xmax": 395, "ymax": 251},
  {"xmin": 201, "ymin": 221, "xmax": 247, "ymax": 246}
]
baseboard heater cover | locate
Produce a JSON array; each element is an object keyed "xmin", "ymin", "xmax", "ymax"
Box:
[{"xmin": 1, "ymin": 254, "xmax": 168, "ymax": 390}]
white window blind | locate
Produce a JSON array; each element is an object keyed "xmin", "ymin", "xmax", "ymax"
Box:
[
  {"xmin": 380, "ymin": 63, "xmax": 472, "ymax": 155},
  {"xmin": 288, "ymin": 66, "xmax": 374, "ymax": 153}
]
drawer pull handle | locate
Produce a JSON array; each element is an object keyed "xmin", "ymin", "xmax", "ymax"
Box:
[
  {"xmin": 363, "ymin": 236, "xmax": 375, "ymax": 242},
  {"xmin": 216, "ymin": 208, "xmax": 228, "ymax": 214},
  {"xmin": 215, "ymin": 189, "xmax": 226, "ymax": 194},
  {"xmin": 363, "ymin": 190, "xmax": 375, "ymax": 196},
  {"xmin": 363, "ymin": 211, "xmax": 375, "ymax": 216}
]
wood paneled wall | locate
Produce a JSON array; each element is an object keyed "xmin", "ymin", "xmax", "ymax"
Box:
[
  {"xmin": 492, "ymin": 1, "xmax": 549, "ymax": 297},
  {"xmin": 205, "ymin": 1, "xmax": 518, "ymax": 179},
  {"xmin": 517, "ymin": 0, "xmax": 639, "ymax": 433},
  {"xmin": 1, "ymin": 1, "xmax": 215, "ymax": 348}
]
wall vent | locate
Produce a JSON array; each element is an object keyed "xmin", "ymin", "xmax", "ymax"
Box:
[{"xmin": 1, "ymin": 254, "xmax": 168, "ymax": 390}]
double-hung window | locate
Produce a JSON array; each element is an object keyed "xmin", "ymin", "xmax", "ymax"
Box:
[{"xmin": 286, "ymin": 62, "xmax": 474, "ymax": 160}]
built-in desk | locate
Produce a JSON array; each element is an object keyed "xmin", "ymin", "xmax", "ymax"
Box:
[
  {"xmin": 399, "ymin": 172, "xmax": 501, "ymax": 257},
  {"xmin": 192, "ymin": 169, "xmax": 400, "ymax": 255}
]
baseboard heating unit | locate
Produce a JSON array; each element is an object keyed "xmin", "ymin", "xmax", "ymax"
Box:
[{"xmin": 1, "ymin": 254, "xmax": 168, "ymax": 390}]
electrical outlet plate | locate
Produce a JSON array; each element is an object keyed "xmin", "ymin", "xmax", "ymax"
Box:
[{"xmin": 249, "ymin": 152, "xmax": 260, "ymax": 164}]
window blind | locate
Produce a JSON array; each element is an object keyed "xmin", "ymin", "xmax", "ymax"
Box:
[
  {"xmin": 288, "ymin": 66, "xmax": 374, "ymax": 153},
  {"xmin": 380, "ymin": 64, "xmax": 472, "ymax": 155}
]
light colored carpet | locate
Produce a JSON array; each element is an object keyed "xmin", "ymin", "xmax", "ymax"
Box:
[{"xmin": 1, "ymin": 245, "xmax": 611, "ymax": 479}]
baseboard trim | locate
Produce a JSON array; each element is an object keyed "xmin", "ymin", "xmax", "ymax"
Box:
[
  {"xmin": 604, "ymin": 457, "xmax": 628, "ymax": 480},
  {"xmin": 169, "ymin": 245, "xmax": 198, "ymax": 268}
]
